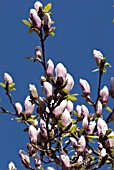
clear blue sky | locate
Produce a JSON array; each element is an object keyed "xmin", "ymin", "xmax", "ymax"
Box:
[{"xmin": 0, "ymin": 0, "xmax": 114, "ymax": 169}]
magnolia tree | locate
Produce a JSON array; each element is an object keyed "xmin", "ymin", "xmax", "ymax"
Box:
[{"xmin": 0, "ymin": 1, "xmax": 114, "ymax": 170}]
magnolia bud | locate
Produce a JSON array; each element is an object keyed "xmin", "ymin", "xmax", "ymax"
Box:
[
  {"xmin": 29, "ymin": 125, "xmax": 38, "ymax": 144},
  {"xmin": 81, "ymin": 105, "xmax": 89, "ymax": 117},
  {"xmin": 40, "ymin": 119, "xmax": 47, "ymax": 138},
  {"xmin": 79, "ymin": 78, "xmax": 90, "ymax": 96},
  {"xmin": 100, "ymin": 86, "xmax": 109, "ymax": 103},
  {"xmin": 38, "ymin": 97, "xmax": 46, "ymax": 115},
  {"xmin": 24, "ymin": 96, "xmax": 34, "ymax": 117},
  {"xmin": 70, "ymin": 137, "xmax": 77, "ymax": 148},
  {"xmin": 35, "ymin": 46, "xmax": 42, "ymax": 59},
  {"xmin": 67, "ymin": 100, "xmax": 73, "ymax": 113},
  {"xmin": 46, "ymin": 59, "xmax": 54, "ymax": 77},
  {"xmin": 29, "ymin": 9, "xmax": 41, "ymax": 29},
  {"xmin": 88, "ymin": 121, "xmax": 96, "ymax": 134},
  {"xmin": 44, "ymin": 13, "xmax": 51, "ymax": 32},
  {"xmin": 76, "ymin": 105, "xmax": 81, "ymax": 116},
  {"xmin": 61, "ymin": 109, "xmax": 72, "ymax": 127},
  {"xmin": 8, "ymin": 162, "xmax": 17, "ymax": 170},
  {"xmin": 53, "ymin": 100, "xmax": 67, "ymax": 118},
  {"xmin": 34, "ymin": 1, "xmax": 43, "ymax": 13},
  {"xmin": 100, "ymin": 148, "xmax": 107, "ymax": 157},
  {"xmin": 93, "ymin": 49, "xmax": 103, "ymax": 67},
  {"xmin": 60, "ymin": 151, "xmax": 70, "ymax": 169},
  {"xmin": 96, "ymin": 101, "xmax": 102, "ymax": 115},
  {"xmin": 77, "ymin": 135, "xmax": 86, "ymax": 153},
  {"xmin": 110, "ymin": 77, "xmax": 114, "ymax": 98},
  {"xmin": 43, "ymin": 81, "xmax": 53, "ymax": 99},
  {"xmin": 27, "ymin": 143, "xmax": 37, "ymax": 156},
  {"xmin": 4, "ymin": 72, "xmax": 13, "ymax": 84},
  {"xmin": 54, "ymin": 63, "xmax": 67, "ymax": 86},
  {"xmin": 107, "ymin": 131, "xmax": 114, "ymax": 148},
  {"xmin": 77, "ymin": 156, "xmax": 83, "ymax": 168},
  {"xmin": 19, "ymin": 150, "xmax": 30, "ymax": 167},
  {"xmin": 29, "ymin": 84, "xmax": 38, "ymax": 99},
  {"xmin": 47, "ymin": 167, "xmax": 55, "ymax": 170},
  {"xmin": 97, "ymin": 118, "xmax": 108, "ymax": 136},
  {"xmin": 34, "ymin": 154, "xmax": 41, "ymax": 167},
  {"xmin": 82, "ymin": 116, "xmax": 88, "ymax": 129},
  {"xmin": 15, "ymin": 102, "xmax": 22, "ymax": 116},
  {"xmin": 65, "ymin": 73, "xmax": 74, "ymax": 92}
]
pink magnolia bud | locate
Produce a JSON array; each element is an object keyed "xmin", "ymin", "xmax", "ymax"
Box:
[
  {"xmin": 53, "ymin": 100, "xmax": 67, "ymax": 118},
  {"xmin": 60, "ymin": 151, "xmax": 70, "ymax": 169},
  {"xmin": 44, "ymin": 13, "xmax": 51, "ymax": 30},
  {"xmin": 82, "ymin": 116, "xmax": 88, "ymax": 129},
  {"xmin": 67, "ymin": 100, "xmax": 73, "ymax": 113},
  {"xmin": 93, "ymin": 49, "xmax": 103, "ymax": 67},
  {"xmin": 107, "ymin": 131, "xmax": 114, "ymax": 148},
  {"xmin": 100, "ymin": 148, "xmax": 107, "ymax": 157},
  {"xmin": 98, "ymin": 142, "xmax": 103, "ymax": 149},
  {"xmin": 34, "ymin": 154, "xmax": 41, "ymax": 167},
  {"xmin": 29, "ymin": 9, "xmax": 41, "ymax": 29},
  {"xmin": 61, "ymin": 109, "xmax": 72, "ymax": 127},
  {"xmin": 29, "ymin": 125, "xmax": 38, "ymax": 144},
  {"xmin": 97, "ymin": 118, "xmax": 108, "ymax": 136},
  {"xmin": 4, "ymin": 73, "xmax": 13, "ymax": 84},
  {"xmin": 27, "ymin": 143, "xmax": 37, "ymax": 156},
  {"xmin": 46, "ymin": 59, "xmax": 54, "ymax": 77},
  {"xmin": 40, "ymin": 119, "xmax": 47, "ymax": 138},
  {"xmin": 43, "ymin": 82, "xmax": 53, "ymax": 99},
  {"xmin": 8, "ymin": 162, "xmax": 17, "ymax": 170},
  {"xmin": 79, "ymin": 78, "xmax": 90, "ymax": 96},
  {"xmin": 35, "ymin": 46, "xmax": 42, "ymax": 59},
  {"xmin": 38, "ymin": 97, "xmax": 46, "ymax": 115},
  {"xmin": 54, "ymin": 63, "xmax": 67, "ymax": 86},
  {"xmin": 88, "ymin": 121, "xmax": 96, "ymax": 134},
  {"xmin": 81, "ymin": 105, "xmax": 89, "ymax": 117},
  {"xmin": 76, "ymin": 105, "xmax": 81, "ymax": 116},
  {"xmin": 88, "ymin": 149, "xmax": 92, "ymax": 154},
  {"xmin": 100, "ymin": 86, "xmax": 109, "ymax": 103},
  {"xmin": 15, "ymin": 102, "xmax": 22, "ymax": 116},
  {"xmin": 31, "ymin": 118, "xmax": 38, "ymax": 127},
  {"xmin": 77, "ymin": 156, "xmax": 83, "ymax": 168},
  {"xmin": 65, "ymin": 73, "xmax": 74, "ymax": 92},
  {"xmin": 47, "ymin": 167, "xmax": 55, "ymax": 170},
  {"xmin": 19, "ymin": 150, "xmax": 30, "ymax": 167},
  {"xmin": 70, "ymin": 137, "xmax": 77, "ymax": 148},
  {"xmin": 110, "ymin": 77, "xmax": 114, "ymax": 98},
  {"xmin": 96, "ymin": 101, "xmax": 102, "ymax": 115},
  {"xmin": 77, "ymin": 135, "xmax": 86, "ymax": 153},
  {"xmin": 34, "ymin": 1, "xmax": 43, "ymax": 13},
  {"xmin": 24, "ymin": 96, "xmax": 34, "ymax": 117},
  {"xmin": 29, "ymin": 84, "xmax": 38, "ymax": 99}
]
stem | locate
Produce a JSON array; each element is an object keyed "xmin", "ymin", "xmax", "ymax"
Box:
[{"xmin": 95, "ymin": 70, "xmax": 102, "ymax": 107}]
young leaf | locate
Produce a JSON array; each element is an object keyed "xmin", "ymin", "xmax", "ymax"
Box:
[
  {"xmin": 49, "ymin": 31, "xmax": 55, "ymax": 37},
  {"xmin": 105, "ymin": 106, "xmax": 112, "ymax": 113},
  {"xmin": 92, "ymin": 68, "xmax": 99, "ymax": 72},
  {"xmin": 105, "ymin": 62, "xmax": 111, "ymax": 67},
  {"xmin": 103, "ymin": 68, "xmax": 107, "ymax": 73},
  {"xmin": 44, "ymin": 3, "xmax": 52, "ymax": 13},
  {"xmin": 66, "ymin": 95, "xmax": 77, "ymax": 101},
  {"xmin": 87, "ymin": 135, "xmax": 99, "ymax": 139},
  {"xmin": 69, "ymin": 125, "xmax": 77, "ymax": 133},
  {"xmin": 25, "ymin": 56, "xmax": 34, "ymax": 60},
  {"xmin": 22, "ymin": 20, "xmax": 31, "ymax": 27},
  {"xmin": 0, "ymin": 83, "xmax": 6, "ymax": 88}
]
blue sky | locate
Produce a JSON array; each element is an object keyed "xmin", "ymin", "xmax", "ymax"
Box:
[{"xmin": 0, "ymin": 0, "xmax": 114, "ymax": 169}]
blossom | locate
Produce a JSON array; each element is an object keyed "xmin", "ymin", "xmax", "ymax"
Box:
[
  {"xmin": 93, "ymin": 49, "xmax": 103, "ymax": 67},
  {"xmin": 100, "ymin": 148, "xmax": 107, "ymax": 157},
  {"xmin": 110, "ymin": 77, "xmax": 114, "ymax": 98},
  {"xmin": 79, "ymin": 78, "xmax": 90, "ymax": 96},
  {"xmin": 82, "ymin": 116, "xmax": 88, "ymax": 129},
  {"xmin": 46, "ymin": 59, "xmax": 54, "ymax": 77},
  {"xmin": 44, "ymin": 13, "xmax": 51, "ymax": 31},
  {"xmin": 8, "ymin": 162, "xmax": 17, "ymax": 170},
  {"xmin": 53, "ymin": 100, "xmax": 67, "ymax": 118},
  {"xmin": 29, "ymin": 84, "xmax": 38, "ymax": 99},
  {"xmin": 38, "ymin": 97, "xmax": 46, "ymax": 115},
  {"xmin": 24, "ymin": 96, "xmax": 34, "ymax": 117},
  {"xmin": 4, "ymin": 72, "xmax": 13, "ymax": 84},
  {"xmin": 29, "ymin": 125, "xmax": 38, "ymax": 144},
  {"xmin": 100, "ymin": 86, "xmax": 109, "ymax": 103},
  {"xmin": 67, "ymin": 100, "xmax": 73, "ymax": 113},
  {"xmin": 97, "ymin": 118, "xmax": 108, "ymax": 136},
  {"xmin": 19, "ymin": 150, "xmax": 30, "ymax": 167},
  {"xmin": 96, "ymin": 101, "xmax": 102, "ymax": 115},
  {"xmin": 70, "ymin": 137, "xmax": 77, "ymax": 148},
  {"xmin": 35, "ymin": 46, "xmax": 42, "ymax": 59},
  {"xmin": 77, "ymin": 156, "xmax": 83, "ymax": 168},
  {"xmin": 43, "ymin": 81, "xmax": 53, "ymax": 99},
  {"xmin": 15, "ymin": 102, "xmax": 22, "ymax": 116},
  {"xmin": 77, "ymin": 135, "xmax": 86, "ymax": 153},
  {"xmin": 29, "ymin": 9, "xmax": 41, "ymax": 29},
  {"xmin": 88, "ymin": 121, "xmax": 96, "ymax": 134},
  {"xmin": 81, "ymin": 105, "xmax": 89, "ymax": 117},
  {"xmin": 61, "ymin": 109, "xmax": 72, "ymax": 127},
  {"xmin": 47, "ymin": 167, "xmax": 55, "ymax": 170},
  {"xmin": 40, "ymin": 119, "xmax": 47, "ymax": 138},
  {"xmin": 76, "ymin": 105, "xmax": 81, "ymax": 116},
  {"xmin": 34, "ymin": 1, "xmax": 43, "ymax": 13},
  {"xmin": 107, "ymin": 131, "xmax": 114, "ymax": 148},
  {"xmin": 60, "ymin": 151, "xmax": 70, "ymax": 169},
  {"xmin": 34, "ymin": 154, "xmax": 41, "ymax": 167},
  {"xmin": 65, "ymin": 73, "xmax": 74, "ymax": 92}
]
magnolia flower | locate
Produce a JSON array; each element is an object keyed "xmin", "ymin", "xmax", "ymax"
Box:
[
  {"xmin": 43, "ymin": 81, "xmax": 53, "ymax": 99},
  {"xmin": 4, "ymin": 72, "xmax": 13, "ymax": 84},
  {"xmin": 110, "ymin": 77, "xmax": 114, "ymax": 98},
  {"xmin": 65, "ymin": 73, "xmax": 74, "ymax": 92},
  {"xmin": 53, "ymin": 100, "xmax": 67, "ymax": 118},
  {"xmin": 100, "ymin": 148, "xmax": 107, "ymax": 157},
  {"xmin": 81, "ymin": 105, "xmax": 89, "ymax": 117},
  {"xmin": 34, "ymin": 154, "xmax": 41, "ymax": 167},
  {"xmin": 29, "ymin": 84, "xmax": 38, "ymax": 99},
  {"xmin": 27, "ymin": 143, "xmax": 37, "ymax": 156},
  {"xmin": 44, "ymin": 13, "xmax": 51, "ymax": 31},
  {"xmin": 24, "ymin": 96, "xmax": 34, "ymax": 117},
  {"xmin": 79, "ymin": 78, "xmax": 90, "ymax": 96},
  {"xmin": 60, "ymin": 151, "xmax": 70, "ymax": 169},
  {"xmin": 70, "ymin": 137, "xmax": 77, "ymax": 148},
  {"xmin": 107, "ymin": 131, "xmax": 114, "ymax": 148},
  {"xmin": 54, "ymin": 63, "xmax": 67, "ymax": 86},
  {"xmin": 35, "ymin": 46, "xmax": 42, "ymax": 59},
  {"xmin": 93, "ymin": 49, "xmax": 103, "ymax": 67},
  {"xmin": 77, "ymin": 156, "xmax": 83, "ymax": 168},
  {"xmin": 19, "ymin": 150, "xmax": 30, "ymax": 167},
  {"xmin": 46, "ymin": 59, "xmax": 54, "ymax": 77},
  {"xmin": 88, "ymin": 121, "xmax": 96, "ymax": 134},
  {"xmin": 47, "ymin": 167, "xmax": 55, "ymax": 170},
  {"xmin": 77, "ymin": 135, "xmax": 86, "ymax": 153},
  {"xmin": 15, "ymin": 102, "xmax": 22, "ymax": 116},
  {"xmin": 34, "ymin": 1, "xmax": 43, "ymax": 13},
  {"xmin": 29, "ymin": 125, "xmax": 38, "ymax": 144},
  {"xmin": 40, "ymin": 119, "xmax": 47, "ymax": 138},
  {"xmin": 97, "ymin": 118, "xmax": 108, "ymax": 136},
  {"xmin": 76, "ymin": 105, "xmax": 81, "ymax": 116},
  {"xmin": 8, "ymin": 162, "xmax": 17, "ymax": 170},
  {"xmin": 100, "ymin": 86, "xmax": 109, "ymax": 103},
  {"xmin": 67, "ymin": 100, "xmax": 73, "ymax": 113},
  {"xmin": 29, "ymin": 9, "xmax": 41, "ymax": 29},
  {"xmin": 96, "ymin": 101, "xmax": 102, "ymax": 115},
  {"xmin": 61, "ymin": 109, "xmax": 72, "ymax": 127},
  {"xmin": 82, "ymin": 116, "xmax": 88, "ymax": 129},
  {"xmin": 38, "ymin": 97, "xmax": 46, "ymax": 115},
  {"xmin": 98, "ymin": 142, "xmax": 103, "ymax": 149}
]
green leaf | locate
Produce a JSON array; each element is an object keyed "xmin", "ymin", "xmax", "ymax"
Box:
[
  {"xmin": 10, "ymin": 87, "xmax": 16, "ymax": 91},
  {"xmin": 105, "ymin": 62, "xmax": 111, "ymax": 67},
  {"xmin": 9, "ymin": 83, "xmax": 15, "ymax": 87},
  {"xmin": 22, "ymin": 20, "xmax": 31, "ymax": 27},
  {"xmin": 25, "ymin": 56, "xmax": 34, "ymax": 60},
  {"xmin": 92, "ymin": 68, "xmax": 99, "ymax": 72},
  {"xmin": 103, "ymin": 68, "xmax": 107, "ymax": 73},
  {"xmin": 88, "ymin": 138, "xmax": 95, "ymax": 143},
  {"xmin": 108, "ymin": 135, "xmax": 114, "ymax": 139},
  {"xmin": 51, "ymin": 20, "xmax": 55, "ymax": 24},
  {"xmin": 66, "ymin": 95, "xmax": 77, "ymax": 101},
  {"xmin": 27, "ymin": 118, "xmax": 35, "ymax": 123},
  {"xmin": 44, "ymin": 3, "xmax": 52, "ymax": 12},
  {"xmin": 87, "ymin": 135, "xmax": 99, "ymax": 139},
  {"xmin": 28, "ymin": 29, "xmax": 33, "ymax": 34},
  {"xmin": 0, "ymin": 83, "xmax": 6, "ymax": 88},
  {"xmin": 62, "ymin": 88, "xmax": 69, "ymax": 95},
  {"xmin": 12, "ymin": 117, "xmax": 23, "ymax": 122},
  {"xmin": 70, "ymin": 93, "xmax": 79, "ymax": 97},
  {"xmin": 105, "ymin": 106, "xmax": 112, "ymax": 113},
  {"xmin": 69, "ymin": 125, "xmax": 77, "ymax": 133},
  {"xmin": 49, "ymin": 31, "xmax": 55, "ymax": 37},
  {"xmin": 106, "ymin": 128, "xmax": 112, "ymax": 135},
  {"xmin": 57, "ymin": 120, "xmax": 64, "ymax": 129}
]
